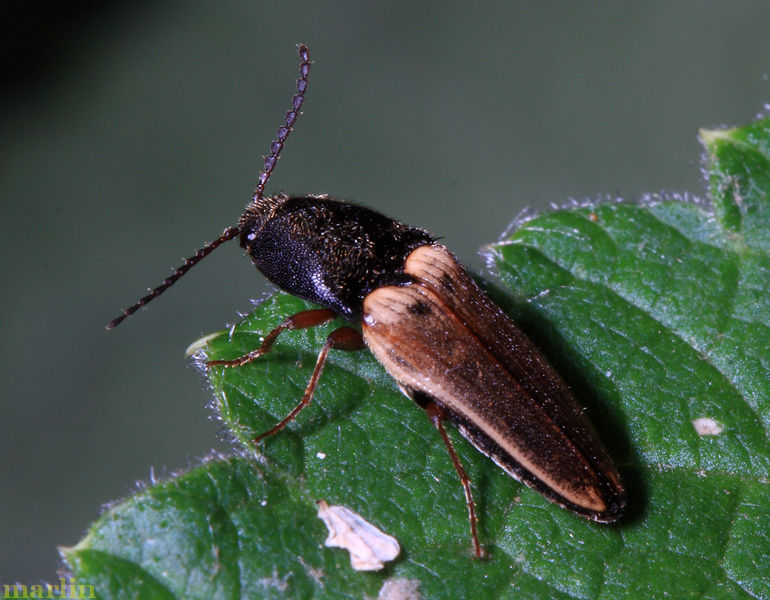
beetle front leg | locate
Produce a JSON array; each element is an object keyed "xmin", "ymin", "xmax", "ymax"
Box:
[{"xmin": 207, "ymin": 308, "xmax": 339, "ymax": 368}]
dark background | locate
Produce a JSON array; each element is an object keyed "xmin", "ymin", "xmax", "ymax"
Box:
[{"xmin": 2, "ymin": 1, "xmax": 768, "ymax": 584}]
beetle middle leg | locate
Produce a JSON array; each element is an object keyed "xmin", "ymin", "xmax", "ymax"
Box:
[
  {"xmin": 208, "ymin": 308, "xmax": 365, "ymax": 444},
  {"xmin": 425, "ymin": 401, "xmax": 485, "ymax": 559},
  {"xmin": 250, "ymin": 325, "xmax": 364, "ymax": 443}
]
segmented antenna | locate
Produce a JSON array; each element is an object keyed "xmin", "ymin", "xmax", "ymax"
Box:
[
  {"xmin": 106, "ymin": 44, "xmax": 312, "ymax": 330},
  {"xmin": 254, "ymin": 43, "xmax": 312, "ymax": 203}
]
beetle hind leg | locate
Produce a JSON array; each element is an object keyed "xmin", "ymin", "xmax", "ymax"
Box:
[{"xmin": 426, "ymin": 402, "xmax": 486, "ymax": 559}]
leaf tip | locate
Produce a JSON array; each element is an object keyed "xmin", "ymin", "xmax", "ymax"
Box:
[
  {"xmin": 698, "ymin": 126, "xmax": 736, "ymax": 150},
  {"xmin": 185, "ymin": 331, "xmax": 224, "ymax": 357}
]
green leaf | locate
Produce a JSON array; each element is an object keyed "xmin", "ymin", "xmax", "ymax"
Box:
[{"xmin": 65, "ymin": 116, "xmax": 770, "ymax": 598}]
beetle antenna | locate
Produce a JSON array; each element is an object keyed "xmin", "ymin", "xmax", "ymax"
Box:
[
  {"xmin": 106, "ymin": 44, "xmax": 312, "ymax": 330},
  {"xmin": 253, "ymin": 43, "xmax": 311, "ymax": 203},
  {"xmin": 106, "ymin": 227, "xmax": 241, "ymax": 329}
]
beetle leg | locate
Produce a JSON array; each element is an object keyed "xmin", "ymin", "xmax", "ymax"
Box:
[
  {"xmin": 252, "ymin": 326, "xmax": 365, "ymax": 444},
  {"xmin": 425, "ymin": 402, "xmax": 485, "ymax": 559},
  {"xmin": 208, "ymin": 308, "xmax": 339, "ymax": 368}
]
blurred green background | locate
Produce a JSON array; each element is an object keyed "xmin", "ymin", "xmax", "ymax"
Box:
[{"xmin": 2, "ymin": 1, "xmax": 768, "ymax": 584}]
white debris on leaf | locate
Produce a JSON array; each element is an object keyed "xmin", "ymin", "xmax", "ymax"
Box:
[
  {"xmin": 316, "ymin": 500, "xmax": 400, "ymax": 571},
  {"xmin": 377, "ymin": 578, "xmax": 421, "ymax": 600},
  {"xmin": 692, "ymin": 417, "xmax": 724, "ymax": 436}
]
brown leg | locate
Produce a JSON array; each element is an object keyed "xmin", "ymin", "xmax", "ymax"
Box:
[
  {"xmin": 207, "ymin": 308, "xmax": 338, "ymax": 368},
  {"xmin": 425, "ymin": 402, "xmax": 485, "ymax": 559},
  {"xmin": 252, "ymin": 326, "xmax": 365, "ymax": 444}
]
